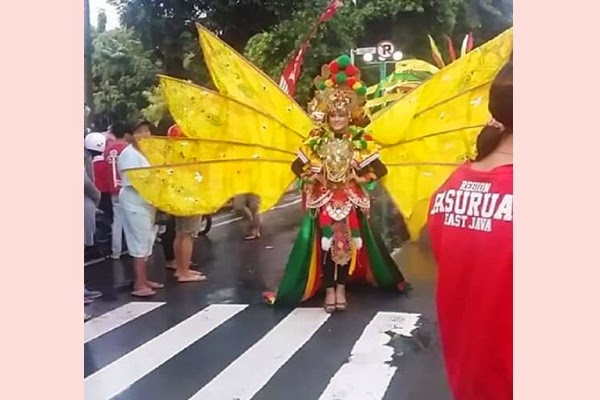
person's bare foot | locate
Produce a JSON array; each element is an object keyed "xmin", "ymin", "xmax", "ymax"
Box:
[
  {"xmin": 174, "ymin": 270, "xmax": 202, "ymax": 278},
  {"xmin": 177, "ymin": 273, "xmax": 207, "ymax": 283}
]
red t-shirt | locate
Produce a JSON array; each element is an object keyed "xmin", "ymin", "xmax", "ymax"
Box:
[
  {"xmin": 102, "ymin": 140, "xmax": 129, "ymax": 196},
  {"xmin": 427, "ymin": 162, "xmax": 513, "ymax": 400},
  {"xmin": 92, "ymin": 155, "xmax": 112, "ymax": 194}
]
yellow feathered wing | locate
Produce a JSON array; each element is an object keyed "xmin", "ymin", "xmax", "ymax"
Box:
[
  {"xmin": 197, "ymin": 24, "xmax": 314, "ymax": 137},
  {"xmin": 371, "ymin": 27, "xmax": 513, "ymax": 240},
  {"xmin": 126, "ymin": 75, "xmax": 305, "ymax": 215}
]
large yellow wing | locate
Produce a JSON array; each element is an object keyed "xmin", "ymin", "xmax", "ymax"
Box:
[
  {"xmin": 137, "ymin": 136, "xmax": 294, "ymax": 166},
  {"xmin": 125, "ymin": 75, "xmax": 305, "ymax": 216},
  {"xmin": 126, "ymin": 158, "xmax": 296, "ymax": 216},
  {"xmin": 197, "ymin": 24, "xmax": 314, "ymax": 136},
  {"xmin": 373, "ymin": 27, "xmax": 513, "ymax": 240},
  {"xmin": 159, "ymin": 75, "xmax": 304, "ymax": 153}
]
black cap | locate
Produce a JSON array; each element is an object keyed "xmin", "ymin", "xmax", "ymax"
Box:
[{"xmin": 132, "ymin": 119, "xmax": 153, "ymax": 132}]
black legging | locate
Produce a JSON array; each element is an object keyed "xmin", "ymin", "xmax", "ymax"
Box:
[
  {"xmin": 160, "ymin": 217, "xmax": 176, "ymax": 263},
  {"xmin": 322, "ymin": 250, "xmax": 350, "ymax": 288}
]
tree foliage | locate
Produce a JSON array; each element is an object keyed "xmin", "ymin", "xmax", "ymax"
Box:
[
  {"xmin": 245, "ymin": 0, "xmax": 474, "ymax": 104},
  {"xmin": 91, "ymin": 28, "xmax": 158, "ymax": 128},
  {"xmin": 95, "ymin": 0, "xmax": 512, "ymax": 123}
]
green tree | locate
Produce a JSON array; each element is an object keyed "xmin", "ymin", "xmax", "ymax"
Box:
[
  {"xmin": 97, "ymin": 9, "xmax": 108, "ymax": 33},
  {"xmin": 245, "ymin": 0, "xmax": 469, "ymax": 105},
  {"xmin": 91, "ymin": 28, "xmax": 158, "ymax": 128},
  {"xmin": 108, "ymin": 0, "xmax": 311, "ymax": 80},
  {"xmin": 457, "ymin": 0, "xmax": 513, "ymax": 41}
]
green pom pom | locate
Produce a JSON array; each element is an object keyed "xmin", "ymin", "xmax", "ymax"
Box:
[
  {"xmin": 335, "ymin": 72, "xmax": 348, "ymax": 84},
  {"xmin": 337, "ymin": 55, "xmax": 351, "ymax": 69},
  {"xmin": 317, "ymin": 82, "xmax": 326, "ymax": 90},
  {"xmin": 355, "ymin": 85, "xmax": 367, "ymax": 96},
  {"xmin": 322, "ymin": 225, "xmax": 333, "ymax": 237},
  {"xmin": 360, "ymin": 140, "xmax": 367, "ymax": 149}
]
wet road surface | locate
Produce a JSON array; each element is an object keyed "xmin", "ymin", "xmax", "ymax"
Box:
[{"xmin": 84, "ymin": 191, "xmax": 451, "ymax": 400}]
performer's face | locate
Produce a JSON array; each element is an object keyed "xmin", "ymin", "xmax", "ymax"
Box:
[{"xmin": 328, "ymin": 110, "xmax": 350, "ymax": 133}]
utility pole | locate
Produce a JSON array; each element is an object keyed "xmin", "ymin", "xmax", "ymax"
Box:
[{"xmin": 84, "ymin": 0, "xmax": 93, "ymax": 119}]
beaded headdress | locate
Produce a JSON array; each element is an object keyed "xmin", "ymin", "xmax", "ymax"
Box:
[{"xmin": 310, "ymin": 55, "xmax": 369, "ymax": 124}]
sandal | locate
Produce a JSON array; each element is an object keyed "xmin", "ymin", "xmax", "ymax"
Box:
[
  {"xmin": 131, "ymin": 288, "xmax": 156, "ymax": 297},
  {"xmin": 177, "ymin": 274, "xmax": 207, "ymax": 283},
  {"xmin": 147, "ymin": 281, "xmax": 164, "ymax": 289},
  {"xmin": 324, "ymin": 303, "xmax": 336, "ymax": 313},
  {"xmin": 335, "ymin": 302, "xmax": 347, "ymax": 311}
]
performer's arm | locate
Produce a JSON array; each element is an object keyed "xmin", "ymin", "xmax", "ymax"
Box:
[
  {"xmin": 291, "ymin": 157, "xmax": 305, "ymax": 178},
  {"xmin": 357, "ymin": 159, "xmax": 388, "ymax": 182}
]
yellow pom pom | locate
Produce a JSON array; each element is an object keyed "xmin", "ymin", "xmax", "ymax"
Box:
[
  {"xmin": 352, "ymin": 82, "xmax": 362, "ymax": 90},
  {"xmin": 325, "ymin": 79, "xmax": 335, "ymax": 88}
]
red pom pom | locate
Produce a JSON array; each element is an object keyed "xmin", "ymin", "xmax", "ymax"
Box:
[
  {"xmin": 329, "ymin": 61, "xmax": 340, "ymax": 74},
  {"xmin": 345, "ymin": 64, "xmax": 359, "ymax": 76},
  {"xmin": 364, "ymin": 133, "xmax": 373, "ymax": 141},
  {"xmin": 346, "ymin": 77, "xmax": 357, "ymax": 88},
  {"xmin": 167, "ymin": 124, "xmax": 183, "ymax": 138}
]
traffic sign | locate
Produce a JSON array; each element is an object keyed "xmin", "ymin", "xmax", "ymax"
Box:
[
  {"xmin": 355, "ymin": 47, "xmax": 376, "ymax": 55},
  {"xmin": 376, "ymin": 40, "xmax": 395, "ymax": 59}
]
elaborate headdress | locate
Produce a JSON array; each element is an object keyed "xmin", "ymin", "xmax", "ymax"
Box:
[{"xmin": 310, "ymin": 55, "xmax": 369, "ymax": 125}]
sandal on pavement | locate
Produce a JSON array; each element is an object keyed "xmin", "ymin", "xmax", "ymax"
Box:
[{"xmin": 131, "ymin": 288, "xmax": 156, "ymax": 297}]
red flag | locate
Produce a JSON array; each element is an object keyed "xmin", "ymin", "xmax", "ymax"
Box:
[
  {"xmin": 279, "ymin": 42, "xmax": 309, "ymax": 96},
  {"xmin": 320, "ymin": 0, "xmax": 343, "ymax": 22},
  {"xmin": 279, "ymin": 0, "xmax": 344, "ymax": 96}
]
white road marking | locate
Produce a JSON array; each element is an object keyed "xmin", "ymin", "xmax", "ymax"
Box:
[
  {"xmin": 317, "ymin": 311, "xmax": 421, "ymax": 400},
  {"xmin": 84, "ymin": 302, "xmax": 165, "ymax": 343},
  {"xmin": 84, "ymin": 304, "xmax": 247, "ymax": 400},
  {"xmin": 187, "ymin": 308, "xmax": 330, "ymax": 400}
]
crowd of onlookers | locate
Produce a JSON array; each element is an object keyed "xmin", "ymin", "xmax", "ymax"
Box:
[{"xmin": 83, "ymin": 116, "xmax": 263, "ymax": 321}]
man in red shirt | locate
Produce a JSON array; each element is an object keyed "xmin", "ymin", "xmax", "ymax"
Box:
[
  {"xmin": 102, "ymin": 123, "xmax": 130, "ymax": 259},
  {"xmin": 427, "ymin": 58, "xmax": 513, "ymax": 400}
]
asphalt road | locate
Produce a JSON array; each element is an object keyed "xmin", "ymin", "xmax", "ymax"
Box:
[{"xmin": 83, "ymin": 191, "xmax": 451, "ymax": 400}]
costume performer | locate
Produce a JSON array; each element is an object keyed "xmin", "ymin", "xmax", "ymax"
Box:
[
  {"xmin": 119, "ymin": 24, "xmax": 513, "ymax": 308},
  {"xmin": 273, "ymin": 58, "xmax": 409, "ymax": 311}
]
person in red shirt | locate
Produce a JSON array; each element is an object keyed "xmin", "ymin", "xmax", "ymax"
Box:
[
  {"xmin": 103, "ymin": 123, "xmax": 130, "ymax": 259},
  {"xmin": 427, "ymin": 56, "xmax": 513, "ymax": 400}
]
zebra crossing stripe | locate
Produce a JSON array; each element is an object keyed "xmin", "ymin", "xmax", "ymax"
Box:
[
  {"xmin": 187, "ymin": 308, "xmax": 330, "ymax": 400},
  {"xmin": 317, "ymin": 311, "xmax": 421, "ymax": 400},
  {"xmin": 84, "ymin": 302, "xmax": 165, "ymax": 344},
  {"xmin": 84, "ymin": 304, "xmax": 247, "ymax": 400}
]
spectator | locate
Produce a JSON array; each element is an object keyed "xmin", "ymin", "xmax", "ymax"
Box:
[
  {"xmin": 427, "ymin": 56, "xmax": 513, "ymax": 400},
  {"xmin": 117, "ymin": 120, "xmax": 164, "ymax": 297},
  {"xmin": 173, "ymin": 216, "xmax": 207, "ymax": 282},
  {"xmin": 233, "ymin": 194, "xmax": 262, "ymax": 240},
  {"xmin": 104, "ymin": 123, "xmax": 130, "ymax": 259},
  {"xmin": 84, "ymin": 137, "xmax": 103, "ymax": 319}
]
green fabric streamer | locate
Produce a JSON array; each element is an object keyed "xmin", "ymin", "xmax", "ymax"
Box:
[
  {"xmin": 273, "ymin": 215, "xmax": 316, "ymax": 305},
  {"xmin": 358, "ymin": 212, "xmax": 405, "ymax": 287}
]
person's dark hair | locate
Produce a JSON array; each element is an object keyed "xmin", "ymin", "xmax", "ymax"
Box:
[
  {"xmin": 110, "ymin": 121, "xmax": 131, "ymax": 139},
  {"xmin": 474, "ymin": 55, "xmax": 513, "ymax": 161},
  {"xmin": 132, "ymin": 119, "xmax": 154, "ymax": 133}
]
